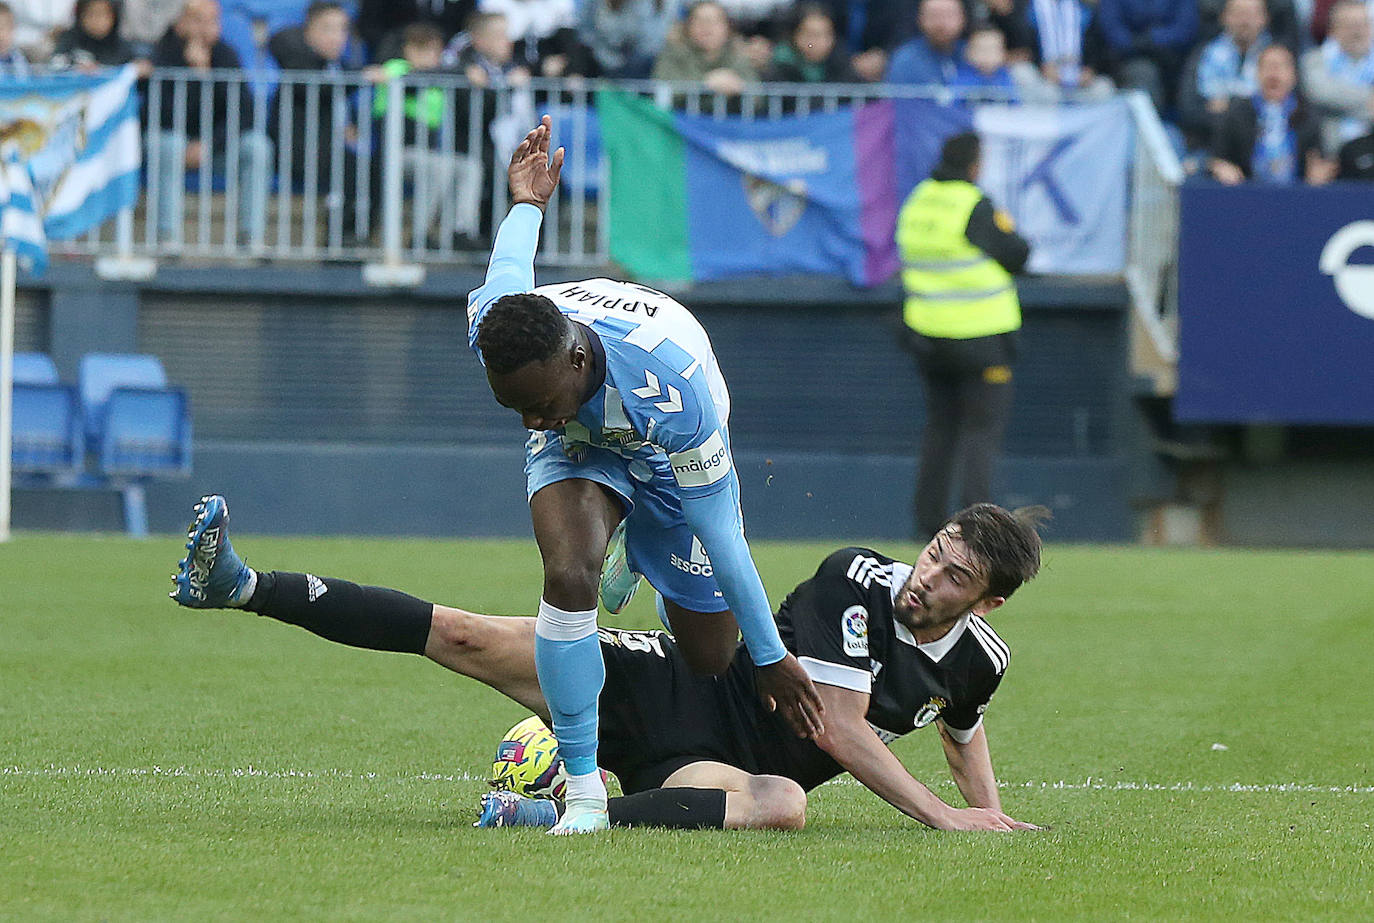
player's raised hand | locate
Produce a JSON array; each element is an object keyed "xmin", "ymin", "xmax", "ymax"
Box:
[
  {"xmin": 756, "ymin": 652, "xmax": 826, "ymax": 739},
  {"xmin": 508, "ymin": 115, "xmax": 564, "ymax": 211}
]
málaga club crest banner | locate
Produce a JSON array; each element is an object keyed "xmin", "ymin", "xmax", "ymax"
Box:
[
  {"xmin": 0, "ymin": 65, "xmax": 141, "ymax": 271},
  {"xmin": 596, "ymin": 90, "xmax": 1132, "ymax": 286}
]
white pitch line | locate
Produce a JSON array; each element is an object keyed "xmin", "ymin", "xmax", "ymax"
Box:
[{"xmin": 3, "ymin": 766, "xmax": 1373, "ymax": 794}]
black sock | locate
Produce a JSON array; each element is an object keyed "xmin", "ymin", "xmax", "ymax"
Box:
[
  {"xmin": 606, "ymin": 787, "xmax": 728, "ymax": 829},
  {"xmin": 245, "ymin": 571, "xmax": 433, "ymax": 655}
]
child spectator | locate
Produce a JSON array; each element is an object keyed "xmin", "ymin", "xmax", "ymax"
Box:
[
  {"xmin": 0, "ymin": 3, "xmax": 30, "ymax": 75},
  {"xmin": 952, "ymin": 23, "xmax": 1018, "ymax": 96},
  {"xmin": 52, "ymin": 0, "xmax": 144, "ymax": 71},
  {"xmin": 372, "ymin": 23, "xmax": 485, "ymax": 245},
  {"xmin": 1209, "ymin": 43, "xmax": 1335, "ymax": 184},
  {"xmin": 766, "ymin": 4, "xmax": 858, "ymax": 81},
  {"xmin": 151, "ymin": 0, "xmax": 273, "ymax": 247}
]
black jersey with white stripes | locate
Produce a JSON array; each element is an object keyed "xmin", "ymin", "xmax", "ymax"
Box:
[{"xmin": 727, "ymin": 548, "xmax": 1010, "ymax": 790}]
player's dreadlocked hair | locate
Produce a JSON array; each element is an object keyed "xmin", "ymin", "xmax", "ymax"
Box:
[
  {"xmin": 946, "ymin": 503, "xmax": 1049, "ymax": 600},
  {"xmin": 474, "ymin": 293, "xmax": 573, "ymax": 374}
]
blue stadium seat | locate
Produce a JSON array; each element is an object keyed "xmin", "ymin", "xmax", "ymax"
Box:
[
  {"xmin": 79, "ymin": 353, "xmax": 168, "ymax": 446},
  {"xmin": 13, "ymin": 352, "xmax": 59, "ymax": 385},
  {"xmin": 12, "ymin": 383, "xmax": 84, "ymax": 475},
  {"xmin": 98, "ymin": 387, "xmax": 193, "ymax": 479}
]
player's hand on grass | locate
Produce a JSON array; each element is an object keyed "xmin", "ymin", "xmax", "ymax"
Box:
[
  {"xmin": 941, "ymin": 806, "xmax": 1040, "ymax": 832},
  {"xmin": 509, "ymin": 115, "xmax": 564, "ymax": 211},
  {"xmin": 756, "ymin": 652, "xmax": 826, "ymax": 739}
]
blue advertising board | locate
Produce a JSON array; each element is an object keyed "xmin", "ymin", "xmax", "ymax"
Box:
[{"xmin": 1176, "ymin": 183, "xmax": 1374, "ymax": 424}]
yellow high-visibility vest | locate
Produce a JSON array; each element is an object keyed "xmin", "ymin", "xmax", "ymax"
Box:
[{"xmin": 896, "ymin": 178, "xmax": 1021, "ymax": 339}]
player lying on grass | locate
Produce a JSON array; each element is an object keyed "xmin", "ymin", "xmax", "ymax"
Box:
[{"xmin": 170, "ymin": 495, "xmax": 1044, "ymax": 832}]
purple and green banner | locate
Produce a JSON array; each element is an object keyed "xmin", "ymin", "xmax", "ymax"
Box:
[{"xmin": 596, "ymin": 90, "xmax": 1132, "ymax": 285}]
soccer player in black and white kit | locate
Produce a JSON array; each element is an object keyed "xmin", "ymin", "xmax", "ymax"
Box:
[{"xmin": 171, "ymin": 498, "xmax": 1044, "ymax": 832}]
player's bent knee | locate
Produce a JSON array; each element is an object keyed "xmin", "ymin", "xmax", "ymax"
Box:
[
  {"xmin": 677, "ymin": 644, "xmax": 735, "ymax": 677},
  {"xmin": 540, "ymin": 563, "xmax": 601, "ymax": 611},
  {"xmin": 747, "ymin": 775, "xmax": 807, "ymax": 831}
]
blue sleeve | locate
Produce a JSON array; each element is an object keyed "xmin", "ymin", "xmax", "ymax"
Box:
[
  {"xmin": 886, "ymin": 44, "xmax": 937, "ymax": 85},
  {"xmin": 680, "ymin": 480, "xmax": 788, "ymax": 667},
  {"xmin": 466, "ymin": 203, "xmax": 544, "ymax": 358},
  {"xmin": 1149, "ymin": 0, "xmax": 1196, "ymax": 51}
]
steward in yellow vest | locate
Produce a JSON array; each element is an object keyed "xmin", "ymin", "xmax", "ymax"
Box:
[{"xmin": 895, "ymin": 131, "xmax": 1030, "ymax": 539}]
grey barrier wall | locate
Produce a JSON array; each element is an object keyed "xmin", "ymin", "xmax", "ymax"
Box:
[{"xmin": 14, "ymin": 264, "xmax": 1134, "ymax": 541}]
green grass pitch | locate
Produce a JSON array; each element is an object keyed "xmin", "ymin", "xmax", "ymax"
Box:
[{"xmin": 3, "ymin": 531, "xmax": 1372, "ymax": 920}]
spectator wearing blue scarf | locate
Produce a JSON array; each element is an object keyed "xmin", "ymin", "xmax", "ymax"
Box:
[
  {"xmin": 1301, "ymin": 0, "xmax": 1374, "ymax": 150},
  {"xmin": 1209, "ymin": 43, "xmax": 1335, "ymax": 185}
]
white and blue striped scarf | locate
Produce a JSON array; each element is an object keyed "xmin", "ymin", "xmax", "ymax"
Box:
[{"xmin": 1320, "ymin": 38, "xmax": 1374, "ymax": 140}]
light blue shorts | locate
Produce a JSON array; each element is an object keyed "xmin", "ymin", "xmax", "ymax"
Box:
[{"xmin": 524, "ymin": 430, "xmax": 732, "ymax": 614}]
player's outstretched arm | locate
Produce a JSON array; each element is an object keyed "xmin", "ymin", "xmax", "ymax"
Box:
[
  {"xmin": 939, "ymin": 722, "xmax": 1002, "ymax": 811},
  {"xmin": 466, "ymin": 117, "xmax": 564, "ymax": 353},
  {"xmin": 812, "ymin": 683, "xmax": 1029, "ymax": 832}
]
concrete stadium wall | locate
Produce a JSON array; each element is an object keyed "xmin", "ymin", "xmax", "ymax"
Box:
[{"xmin": 14, "ymin": 263, "xmax": 1135, "ymax": 541}]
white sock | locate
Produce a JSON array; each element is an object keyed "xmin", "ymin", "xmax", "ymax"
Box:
[
  {"xmin": 227, "ymin": 568, "xmax": 258, "ymax": 608},
  {"xmin": 563, "ymin": 768, "xmax": 608, "ymax": 812}
]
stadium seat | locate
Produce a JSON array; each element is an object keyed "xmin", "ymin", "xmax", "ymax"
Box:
[
  {"xmin": 11, "ymin": 383, "xmax": 84, "ymax": 475},
  {"xmin": 78, "ymin": 353, "xmax": 169, "ymax": 447},
  {"xmin": 98, "ymin": 387, "xmax": 193, "ymax": 479},
  {"xmin": 13, "ymin": 352, "xmax": 59, "ymax": 386}
]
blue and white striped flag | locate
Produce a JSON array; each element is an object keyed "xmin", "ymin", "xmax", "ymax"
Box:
[{"xmin": 0, "ymin": 65, "xmax": 141, "ymax": 272}]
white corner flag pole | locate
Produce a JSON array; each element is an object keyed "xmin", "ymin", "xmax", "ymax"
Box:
[{"xmin": 0, "ymin": 247, "xmax": 15, "ymax": 543}]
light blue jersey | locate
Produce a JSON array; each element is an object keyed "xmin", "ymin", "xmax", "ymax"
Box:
[{"xmin": 468, "ymin": 204, "xmax": 786, "ymax": 667}]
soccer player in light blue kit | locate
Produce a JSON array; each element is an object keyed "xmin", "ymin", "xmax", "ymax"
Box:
[{"xmin": 468, "ymin": 117, "xmax": 825, "ymax": 833}]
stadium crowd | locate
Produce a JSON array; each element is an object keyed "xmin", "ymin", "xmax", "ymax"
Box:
[{"xmin": 1, "ymin": 0, "xmax": 1372, "ymax": 247}]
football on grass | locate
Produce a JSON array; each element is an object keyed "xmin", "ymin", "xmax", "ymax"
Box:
[{"xmin": 490, "ymin": 715, "xmax": 571, "ymax": 798}]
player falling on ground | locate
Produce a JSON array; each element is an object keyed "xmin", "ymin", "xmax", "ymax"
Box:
[
  {"xmin": 171, "ymin": 495, "xmax": 1042, "ymax": 832},
  {"xmin": 455, "ymin": 115, "xmax": 822, "ymax": 832}
]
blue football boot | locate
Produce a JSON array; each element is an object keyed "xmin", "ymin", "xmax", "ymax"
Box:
[
  {"xmin": 474, "ymin": 790, "xmax": 559, "ymax": 829},
  {"xmin": 170, "ymin": 495, "xmax": 255, "ymax": 608}
]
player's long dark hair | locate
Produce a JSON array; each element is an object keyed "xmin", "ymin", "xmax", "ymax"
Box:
[
  {"xmin": 474, "ymin": 293, "xmax": 572, "ymax": 374},
  {"xmin": 947, "ymin": 503, "xmax": 1049, "ymax": 599}
]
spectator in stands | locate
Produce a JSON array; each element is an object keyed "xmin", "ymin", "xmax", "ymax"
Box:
[
  {"xmin": 121, "ymin": 0, "xmax": 184, "ymax": 56},
  {"xmin": 0, "ymin": 3, "xmax": 31, "ymax": 75},
  {"xmin": 269, "ymin": 1, "xmax": 364, "ymax": 242},
  {"xmin": 9, "ymin": 0, "xmax": 75, "ymax": 61},
  {"xmin": 1337, "ymin": 125, "xmax": 1374, "ymax": 176},
  {"xmin": 151, "ymin": 0, "xmax": 273, "ymax": 247},
  {"xmin": 1097, "ymin": 0, "xmax": 1198, "ymax": 113},
  {"xmin": 372, "ymin": 23, "xmax": 485, "ymax": 245},
  {"xmin": 765, "ymin": 3, "xmax": 858, "ymax": 81},
  {"xmin": 579, "ymin": 0, "xmax": 678, "ymax": 77},
  {"xmin": 1023, "ymin": 0, "xmax": 1114, "ymax": 98},
  {"xmin": 1209, "ymin": 43, "xmax": 1336, "ymax": 184},
  {"xmin": 359, "ymin": 0, "xmax": 475, "ymax": 62},
  {"xmin": 886, "ymin": 0, "xmax": 966, "ymax": 85},
  {"xmin": 973, "ymin": 0, "xmax": 1037, "ymax": 63},
  {"xmin": 52, "ymin": 0, "xmax": 147, "ymax": 72},
  {"xmin": 826, "ymin": 0, "xmax": 921, "ymax": 81},
  {"xmin": 1301, "ymin": 0, "xmax": 1374, "ymax": 151},
  {"xmin": 1179, "ymin": 0, "xmax": 1271, "ymax": 143},
  {"xmin": 951, "ymin": 23, "xmax": 1018, "ymax": 96},
  {"xmin": 476, "ymin": 0, "xmax": 588, "ymax": 77},
  {"xmin": 653, "ymin": 0, "xmax": 760, "ymax": 96},
  {"xmin": 1197, "ymin": 0, "xmax": 1300, "ymax": 51}
]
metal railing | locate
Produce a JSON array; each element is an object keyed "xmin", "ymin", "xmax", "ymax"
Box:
[
  {"xmin": 1124, "ymin": 89, "xmax": 1185, "ymax": 370},
  {"xmin": 69, "ymin": 71, "xmax": 1165, "ymax": 289}
]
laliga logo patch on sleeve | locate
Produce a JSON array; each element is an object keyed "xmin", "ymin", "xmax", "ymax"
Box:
[{"xmin": 842, "ymin": 605, "xmax": 869, "ymax": 657}]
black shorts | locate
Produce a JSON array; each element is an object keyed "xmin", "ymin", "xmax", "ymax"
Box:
[{"xmin": 595, "ymin": 628, "xmax": 752, "ymax": 795}]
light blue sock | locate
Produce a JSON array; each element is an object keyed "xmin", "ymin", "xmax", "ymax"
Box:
[{"xmin": 534, "ymin": 598, "xmax": 604, "ymax": 777}]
